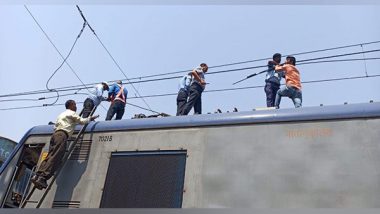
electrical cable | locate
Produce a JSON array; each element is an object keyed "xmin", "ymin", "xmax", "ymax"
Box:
[
  {"xmin": 91, "ymin": 40, "xmax": 380, "ymax": 80},
  {"xmin": 208, "ymin": 40, "xmax": 380, "ymax": 70},
  {"xmin": 43, "ymin": 21, "xmax": 86, "ymax": 106},
  {"xmin": 25, "ymin": 5, "xmax": 86, "ymax": 107},
  {"xmin": 24, "ymin": 5, "xmax": 109, "ymax": 113},
  {"xmin": 128, "ymin": 73, "xmax": 380, "ymax": 99},
  {"xmin": 1, "ymin": 52, "xmax": 380, "ymax": 100},
  {"xmin": 2, "ymin": 73, "xmax": 379, "ymax": 111},
  {"xmin": 8, "ymin": 8, "xmax": 378, "ymax": 115},
  {"xmin": 126, "ymin": 102, "xmax": 162, "ymax": 115},
  {"xmin": 4, "ymin": 58, "xmax": 380, "ymax": 106},
  {"xmin": 76, "ymin": 5, "xmax": 154, "ymax": 112},
  {"xmin": 231, "ymin": 50, "xmax": 380, "ymax": 85},
  {"xmin": 361, "ymin": 44, "xmax": 369, "ymax": 77}
]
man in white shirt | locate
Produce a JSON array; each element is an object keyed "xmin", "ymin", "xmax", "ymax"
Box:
[
  {"xmin": 82, "ymin": 81, "xmax": 109, "ymax": 118},
  {"xmin": 181, "ymin": 63, "xmax": 208, "ymax": 115},
  {"xmin": 31, "ymin": 100, "xmax": 98, "ymax": 189}
]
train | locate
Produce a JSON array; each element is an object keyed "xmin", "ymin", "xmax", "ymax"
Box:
[{"xmin": 0, "ymin": 101, "xmax": 380, "ymax": 208}]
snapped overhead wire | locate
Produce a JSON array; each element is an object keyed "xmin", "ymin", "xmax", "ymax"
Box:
[
  {"xmin": 24, "ymin": 5, "xmax": 88, "ymax": 106},
  {"xmin": 24, "ymin": 6, "xmax": 109, "ymax": 113},
  {"xmin": 75, "ymin": 5, "xmax": 157, "ymax": 114},
  {"xmin": 43, "ymin": 21, "xmax": 87, "ymax": 106}
]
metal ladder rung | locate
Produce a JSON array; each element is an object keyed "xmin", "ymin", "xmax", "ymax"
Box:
[{"xmin": 24, "ymin": 200, "xmax": 38, "ymax": 203}]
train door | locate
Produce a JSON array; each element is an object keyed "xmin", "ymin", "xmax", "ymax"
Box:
[{"xmin": 0, "ymin": 137, "xmax": 48, "ymax": 208}]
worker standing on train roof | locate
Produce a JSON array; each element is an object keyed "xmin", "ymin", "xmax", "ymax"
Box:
[
  {"xmin": 176, "ymin": 73, "xmax": 193, "ymax": 116},
  {"xmin": 31, "ymin": 100, "xmax": 98, "ymax": 190},
  {"xmin": 265, "ymin": 53, "xmax": 284, "ymax": 107},
  {"xmin": 105, "ymin": 80, "xmax": 128, "ymax": 120},
  {"xmin": 180, "ymin": 63, "xmax": 208, "ymax": 115},
  {"xmin": 82, "ymin": 81, "xmax": 109, "ymax": 118},
  {"xmin": 274, "ymin": 56, "xmax": 302, "ymax": 108}
]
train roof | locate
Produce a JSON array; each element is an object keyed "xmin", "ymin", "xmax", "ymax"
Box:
[
  {"xmin": 27, "ymin": 101, "xmax": 380, "ymax": 136},
  {"xmin": 2, "ymin": 102, "xmax": 380, "ymax": 175}
]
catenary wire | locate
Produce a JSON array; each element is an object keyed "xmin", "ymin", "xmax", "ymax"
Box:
[
  {"xmin": 90, "ymin": 40, "xmax": 380, "ymax": 80},
  {"xmin": 7, "ymin": 8, "xmax": 378, "ymax": 115},
  {"xmin": 43, "ymin": 22, "xmax": 86, "ymax": 106},
  {"xmin": 1, "ymin": 54, "xmax": 379, "ymax": 100},
  {"xmin": 361, "ymin": 44, "xmax": 369, "ymax": 77},
  {"xmin": 1, "ymin": 73, "xmax": 379, "ymax": 111},
  {"xmin": 31, "ymin": 45, "xmax": 380, "ymax": 89},
  {"xmin": 127, "ymin": 74, "xmax": 380, "ymax": 99},
  {"xmin": 208, "ymin": 49, "xmax": 380, "ymax": 76},
  {"xmin": 76, "ymin": 5, "xmax": 154, "ymax": 112},
  {"xmin": 2, "ymin": 56, "xmax": 379, "ymax": 102},
  {"xmin": 25, "ymin": 6, "xmax": 89, "ymax": 105},
  {"xmin": 24, "ymin": 5, "xmax": 107, "ymax": 113}
]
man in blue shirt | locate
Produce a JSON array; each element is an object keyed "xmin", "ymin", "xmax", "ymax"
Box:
[
  {"xmin": 176, "ymin": 74, "xmax": 192, "ymax": 116},
  {"xmin": 82, "ymin": 81, "xmax": 109, "ymax": 118},
  {"xmin": 265, "ymin": 53, "xmax": 283, "ymax": 107},
  {"xmin": 105, "ymin": 80, "xmax": 128, "ymax": 120}
]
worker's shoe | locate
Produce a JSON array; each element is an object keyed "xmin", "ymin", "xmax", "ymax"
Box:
[{"xmin": 31, "ymin": 175, "xmax": 48, "ymax": 190}]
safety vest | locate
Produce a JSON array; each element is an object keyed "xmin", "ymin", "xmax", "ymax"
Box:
[{"xmin": 113, "ymin": 84, "xmax": 126, "ymax": 103}]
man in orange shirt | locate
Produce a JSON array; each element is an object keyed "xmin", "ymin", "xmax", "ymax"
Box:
[{"xmin": 274, "ymin": 56, "xmax": 302, "ymax": 108}]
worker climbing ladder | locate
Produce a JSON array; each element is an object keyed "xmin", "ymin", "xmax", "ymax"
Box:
[{"xmin": 20, "ymin": 107, "xmax": 97, "ymax": 208}]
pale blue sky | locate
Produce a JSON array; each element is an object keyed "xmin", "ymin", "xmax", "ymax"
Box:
[{"xmin": 0, "ymin": 4, "xmax": 380, "ymax": 141}]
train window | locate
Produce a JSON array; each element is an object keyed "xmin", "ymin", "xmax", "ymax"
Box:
[{"xmin": 100, "ymin": 150, "xmax": 187, "ymax": 208}]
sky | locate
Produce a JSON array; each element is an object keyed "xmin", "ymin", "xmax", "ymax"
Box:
[{"xmin": 0, "ymin": 3, "xmax": 380, "ymax": 142}]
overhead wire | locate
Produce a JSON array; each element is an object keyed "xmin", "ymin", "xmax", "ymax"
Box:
[
  {"xmin": 5, "ymin": 55, "xmax": 379, "ymax": 103},
  {"xmin": 0, "ymin": 98, "xmax": 44, "ymax": 102},
  {"xmin": 361, "ymin": 44, "xmax": 369, "ymax": 77},
  {"xmin": 231, "ymin": 50, "xmax": 380, "ymax": 84},
  {"xmin": 208, "ymin": 40, "xmax": 380, "ymax": 70},
  {"xmin": 43, "ymin": 21, "xmax": 86, "ymax": 106},
  {"xmin": 24, "ymin": 5, "xmax": 110, "ymax": 113},
  {"xmin": 85, "ymin": 40, "xmax": 380, "ymax": 80},
  {"xmin": 3, "ymin": 8, "xmax": 378, "ymax": 115},
  {"xmin": 211, "ymin": 49, "xmax": 380, "ymax": 77},
  {"xmin": 76, "ymin": 5, "xmax": 155, "ymax": 113},
  {"xmin": 125, "ymin": 74, "xmax": 380, "ymax": 99},
  {"xmin": 73, "ymin": 6, "xmax": 379, "ymax": 114},
  {"xmin": 1, "ymin": 73, "xmax": 379, "ymax": 111},
  {"xmin": 40, "ymin": 40, "xmax": 380, "ymax": 85},
  {"xmin": 1, "ymin": 48, "xmax": 380, "ymax": 100},
  {"xmin": 4, "ymin": 57, "xmax": 378, "ymax": 101},
  {"xmin": 126, "ymin": 103, "xmax": 162, "ymax": 115},
  {"xmin": 25, "ymin": 5, "xmax": 89, "ymax": 107},
  {"xmin": 0, "ymin": 98, "xmax": 161, "ymax": 114}
]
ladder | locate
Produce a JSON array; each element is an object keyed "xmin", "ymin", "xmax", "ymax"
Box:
[{"xmin": 20, "ymin": 107, "xmax": 97, "ymax": 208}]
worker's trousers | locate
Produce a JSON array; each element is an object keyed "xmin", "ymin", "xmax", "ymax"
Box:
[
  {"xmin": 182, "ymin": 83, "xmax": 204, "ymax": 115},
  {"xmin": 82, "ymin": 98, "xmax": 95, "ymax": 118},
  {"xmin": 106, "ymin": 100, "xmax": 126, "ymax": 120},
  {"xmin": 176, "ymin": 89, "xmax": 189, "ymax": 116},
  {"xmin": 36, "ymin": 130, "xmax": 68, "ymax": 180}
]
